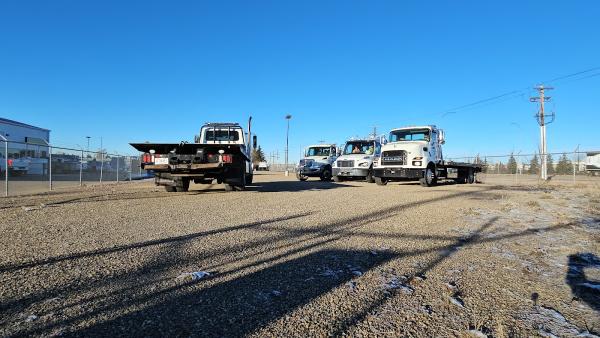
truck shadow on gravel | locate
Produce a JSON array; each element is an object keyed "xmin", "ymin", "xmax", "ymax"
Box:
[
  {"xmin": 71, "ymin": 249, "xmax": 399, "ymax": 337},
  {"xmin": 566, "ymin": 253, "xmax": 600, "ymax": 312},
  {"xmin": 248, "ymin": 180, "xmax": 353, "ymax": 192},
  {"xmin": 0, "ymin": 186, "xmax": 578, "ymax": 337}
]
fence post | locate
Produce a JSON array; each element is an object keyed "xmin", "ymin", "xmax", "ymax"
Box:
[
  {"xmin": 100, "ymin": 151, "xmax": 104, "ymax": 184},
  {"xmin": 1, "ymin": 136, "xmax": 7, "ymax": 197},
  {"xmin": 116, "ymin": 154, "xmax": 119, "ymax": 183},
  {"xmin": 49, "ymin": 145, "xmax": 52, "ymax": 191},
  {"xmin": 80, "ymin": 149, "xmax": 83, "ymax": 187}
]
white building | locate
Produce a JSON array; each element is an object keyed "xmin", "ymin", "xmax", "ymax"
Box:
[
  {"xmin": 0, "ymin": 117, "xmax": 50, "ymax": 158},
  {"xmin": 586, "ymin": 151, "xmax": 600, "ymax": 172},
  {"xmin": 0, "ymin": 118, "xmax": 51, "ymax": 175}
]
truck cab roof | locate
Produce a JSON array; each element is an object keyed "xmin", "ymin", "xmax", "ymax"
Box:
[
  {"xmin": 389, "ymin": 125, "xmax": 437, "ymax": 132},
  {"xmin": 306, "ymin": 144, "xmax": 336, "ymax": 148}
]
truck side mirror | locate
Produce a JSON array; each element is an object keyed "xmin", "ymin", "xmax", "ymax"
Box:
[
  {"xmin": 438, "ymin": 130, "xmax": 445, "ymax": 144},
  {"xmin": 252, "ymin": 135, "xmax": 257, "ymax": 149}
]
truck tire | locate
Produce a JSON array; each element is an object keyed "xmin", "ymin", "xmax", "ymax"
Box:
[
  {"xmin": 296, "ymin": 172, "xmax": 308, "ymax": 181},
  {"xmin": 224, "ymin": 168, "xmax": 246, "ymax": 191},
  {"xmin": 164, "ymin": 185, "xmax": 177, "ymax": 192},
  {"xmin": 420, "ymin": 166, "xmax": 437, "ymax": 187},
  {"xmin": 175, "ymin": 178, "xmax": 190, "ymax": 192},
  {"xmin": 467, "ymin": 169, "xmax": 475, "ymax": 184},
  {"xmin": 320, "ymin": 167, "xmax": 332, "ymax": 181},
  {"xmin": 365, "ymin": 168, "xmax": 375, "ymax": 183},
  {"xmin": 333, "ymin": 175, "xmax": 343, "ymax": 182},
  {"xmin": 375, "ymin": 176, "xmax": 387, "ymax": 186}
]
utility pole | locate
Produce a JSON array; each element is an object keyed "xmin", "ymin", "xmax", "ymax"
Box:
[
  {"xmin": 285, "ymin": 115, "xmax": 292, "ymax": 176},
  {"xmin": 530, "ymin": 85, "xmax": 554, "ymax": 180}
]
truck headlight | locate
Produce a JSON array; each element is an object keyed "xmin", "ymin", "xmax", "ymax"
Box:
[
  {"xmin": 373, "ymin": 157, "xmax": 380, "ymax": 167},
  {"xmin": 358, "ymin": 162, "xmax": 369, "ymax": 167},
  {"xmin": 412, "ymin": 161, "xmax": 422, "ymax": 166}
]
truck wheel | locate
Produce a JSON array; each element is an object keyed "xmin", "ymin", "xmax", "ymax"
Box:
[
  {"xmin": 375, "ymin": 176, "xmax": 387, "ymax": 186},
  {"xmin": 333, "ymin": 175, "xmax": 343, "ymax": 182},
  {"xmin": 467, "ymin": 169, "xmax": 475, "ymax": 184},
  {"xmin": 296, "ymin": 172, "xmax": 308, "ymax": 181},
  {"xmin": 320, "ymin": 167, "xmax": 332, "ymax": 181},
  {"xmin": 175, "ymin": 178, "xmax": 190, "ymax": 192},
  {"xmin": 365, "ymin": 169, "xmax": 375, "ymax": 183},
  {"xmin": 420, "ymin": 166, "xmax": 437, "ymax": 187},
  {"xmin": 165, "ymin": 185, "xmax": 177, "ymax": 192}
]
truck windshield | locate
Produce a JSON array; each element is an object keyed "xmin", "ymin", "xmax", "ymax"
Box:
[
  {"xmin": 389, "ymin": 129, "xmax": 430, "ymax": 142},
  {"xmin": 306, "ymin": 147, "xmax": 330, "ymax": 157},
  {"xmin": 205, "ymin": 129, "xmax": 240, "ymax": 142},
  {"xmin": 343, "ymin": 142, "xmax": 374, "ymax": 155}
]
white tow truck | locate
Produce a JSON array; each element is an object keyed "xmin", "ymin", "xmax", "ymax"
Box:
[
  {"xmin": 332, "ymin": 138, "xmax": 382, "ymax": 183},
  {"xmin": 296, "ymin": 144, "xmax": 337, "ymax": 181},
  {"xmin": 131, "ymin": 119, "xmax": 256, "ymax": 192},
  {"xmin": 373, "ymin": 125, "xmax": 482, "ymax": 187}
]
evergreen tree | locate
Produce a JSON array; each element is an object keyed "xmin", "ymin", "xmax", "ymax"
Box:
[
  {"xmin": 556, "ymin": 153, "xmax": 573, "ymax": 175},
  {"xmin": 546, "ymin": 154, "xmax": 555, "ymax": 174},
  {"xmin": 252, "ymin": 145, "xmax": 266, "ymax": 163},
  {"xmin": 507, "ymin": 153, "xmax": 518, "ymax": 174},
  {"xmin": 529, "ymin": 154, "xmax": 539, "ymax": 175}
]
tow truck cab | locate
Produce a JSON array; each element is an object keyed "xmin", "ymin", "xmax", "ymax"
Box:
[
  {"xmin": 296, "ymin": 144, "xmax": 337, "ymax": 181},
  {"xmin": 332, "ymin": 138, "xmax": 381, "ymax": 183}
]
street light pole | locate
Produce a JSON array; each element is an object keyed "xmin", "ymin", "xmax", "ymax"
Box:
[{"xmin": 285, "ymin": 114, "xmax": 292, "ymax": 176}]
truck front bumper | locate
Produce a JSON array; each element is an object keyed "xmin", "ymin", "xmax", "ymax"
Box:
[
  {"xmin": 297, "ymin": 166, "xmax": 324, "ymax": 177},
  {"xmin": 373, "ymin": 168, "xmax": 423, "ymax": 179},
  {"xmin": 333, "ymin": 168, "xmax": 369, "ymax": 177}
]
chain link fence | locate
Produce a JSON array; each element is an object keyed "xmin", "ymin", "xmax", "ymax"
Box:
[
  {"xmin": 447, "ymin": 150, "xmax": 600, "ymax": 186},
  {"xmin": 0, "ymin": 140, "xmax": 148, "ymax": 197}
]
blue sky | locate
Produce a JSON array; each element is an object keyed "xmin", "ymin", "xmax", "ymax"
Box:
[{"xmin": 1, "ymin": 0, "xmax": 598, "ymax": 161}]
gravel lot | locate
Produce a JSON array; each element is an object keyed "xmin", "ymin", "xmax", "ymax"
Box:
[{"xmin": 0, "ymin": 172, "xmax": 598, "ymax": 337}]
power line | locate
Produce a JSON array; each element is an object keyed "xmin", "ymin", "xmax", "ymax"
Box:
[
  {"xmin": 437, "ymin": 66, "xmax": 599, "ymax": 116},
  {"xmin": 544, "ymin": 66, "xmax": 600, "ymax": 84}
]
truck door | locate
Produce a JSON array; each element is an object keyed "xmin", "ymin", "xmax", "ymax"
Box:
[{"xmin": 431, "ymin": 130, "xmax": 442, "ymax": 164}]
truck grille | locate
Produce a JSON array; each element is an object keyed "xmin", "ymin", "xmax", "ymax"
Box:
[
  {"xmin": 337, "ymin": 160, "xmax": 354, "ymax": 167},
  {"xmin": 382, "ymin": 150, "xmax": 406, "ymax": 165},
  {"xmin": 299, "ymin": 159, "xmax": 314, "ymax": 167}
]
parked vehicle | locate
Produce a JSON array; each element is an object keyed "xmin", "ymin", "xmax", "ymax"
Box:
[
  {"xmin": 0, "ymin": 154, "xmax": 29, "ymax": 175},
  {"xmin": 257, "ymin": 161, "xmax": 269, "ymax": 171},
  {"xmin": 130, "ymin": 118, "xmax": 255, "ymax": 192},
  {"xmin": 333, "ymin": 138, "xmax": 381, "ymax": 183},
  {"xmin": 585, "ymin": 151, "xmax": 600, "ymax": 175},
  {"xmin": 296, "ymin": 144, "xmax": 337, "ymax": 181},
  {"xmin": 373, "ymin": 125, "xmax": 482, "ymax": 187}
]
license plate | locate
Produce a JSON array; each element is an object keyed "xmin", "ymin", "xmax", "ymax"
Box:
[{"xmin": 154, "ymin": 157, "xmax": 169, "ymax": 165}]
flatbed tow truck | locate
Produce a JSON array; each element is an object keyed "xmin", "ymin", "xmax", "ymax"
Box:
[
  {"xmin": 373, "ymin": 125, "xmax": 482, "ymax": 187},
  {"xmin": 130, "ymin": 118, "xmax": 255, "ymax": 192}
]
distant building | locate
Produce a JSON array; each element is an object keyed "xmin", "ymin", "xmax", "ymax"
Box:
[
  {"xmin": 0, "ymin": 118, "xmax": 50, "ymax": 158},
  {"xmin": 586, "ymin": 151, "xmax": 600, "ymax": 172}
]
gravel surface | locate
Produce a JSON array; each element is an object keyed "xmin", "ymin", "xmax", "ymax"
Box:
[{"xmin": 0, "ymin": 172, "xmax": 598, "ymax": 337}]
